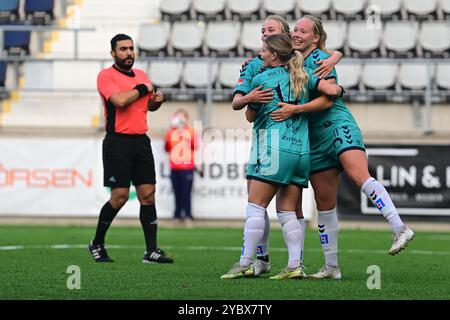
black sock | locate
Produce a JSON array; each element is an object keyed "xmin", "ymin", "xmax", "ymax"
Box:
[
  {"xmin": 93, "ymin": 201, "xmax": 120, "ymax": 245},
  {"xmin": 257, "ymin": 255, "xmax": 270, "ymax": 262},
  {"xmin": 140, "ymin": 204, "xmax": 157, "ymax": 253}
]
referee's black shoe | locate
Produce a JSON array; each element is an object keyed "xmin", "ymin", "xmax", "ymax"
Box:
[
  {"xmin": 88, "ymin": 241, "xmax": 114, "ymax": 262},
  {"xmin": 143, "ymin": 248, "xmax": 174, "ymax": 264}
]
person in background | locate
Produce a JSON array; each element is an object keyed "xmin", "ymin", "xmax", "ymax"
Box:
[{"xmin": 165, "ymin": 109, "xmax": 198, "ymax": 226}]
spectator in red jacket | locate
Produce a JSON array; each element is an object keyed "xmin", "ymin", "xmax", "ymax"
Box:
[{"xmin": 165, "ymin": 109, "xmax": 198, "ymax": 223}]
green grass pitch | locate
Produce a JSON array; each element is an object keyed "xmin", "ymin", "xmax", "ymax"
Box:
[{"xmin": 0, "ymin": 225, "xmax": 449, "ymax": 300}]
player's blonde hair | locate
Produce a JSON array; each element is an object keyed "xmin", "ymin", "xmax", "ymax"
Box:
[
  {"xmin": 264, "ymin": 34, "xmax": 308, "ymax": 99},
  {"xmin": 302, "ymin": 15, "xmax": 327, "ymax": 50},
  {"xmin": 265, "ymin": 15, "xmax": 291, "ymax": 36}
]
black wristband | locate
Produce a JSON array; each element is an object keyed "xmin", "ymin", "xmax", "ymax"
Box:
[
  {"xmin": 339, "ymin": 85, "xmax": 345, "ymax": 98},
  {"xmin": 134, "ymin": 84, "xmax": 149, "ymax": 97}
]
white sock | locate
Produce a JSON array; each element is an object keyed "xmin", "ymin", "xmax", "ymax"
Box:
[
  {"xmin": 277, "ymin": 211, "xmax": 302, "ymax": 269},
  {"xmin": 317, "ymin": 209, "xmax": 339, "ymax": 267},
  {"xmin": 298, "ymin": 218, "xmax": 305, "ymax": 264},
  {"xmin": 361, "ymin": 177, "xmax": 405, "ymax": 232},
  {"xmin": 256, "ymin": 210, "xmax": 270, "ymax": 258},
  {"xmin": 240, "ymin": 203, "xmax": 266, "ymax": 267}
]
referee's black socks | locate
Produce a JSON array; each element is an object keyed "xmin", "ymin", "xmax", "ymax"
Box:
[
  {"xmin": 93, "ymin": 201, "xmax": 120, "ymax": 245},
  {"xmin": 140, "ymin": 204, "xmax": 158, "ymax": 253}
]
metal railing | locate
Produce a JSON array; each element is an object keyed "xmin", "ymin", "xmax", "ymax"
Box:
[{"xmin": 0, "ymin": 55, "xmax": 446, "ymax": 132}]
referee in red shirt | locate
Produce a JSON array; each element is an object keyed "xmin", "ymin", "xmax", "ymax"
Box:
[{"xmin": 88, "ymin": 34, "xmax": 173, "ymax": 263}]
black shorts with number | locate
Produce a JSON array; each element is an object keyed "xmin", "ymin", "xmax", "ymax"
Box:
[{"xmin": 102, "ymin": 133, "xmax": 156, "ymax": 188}]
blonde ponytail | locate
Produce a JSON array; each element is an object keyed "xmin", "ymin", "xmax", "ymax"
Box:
[{"xmin": 288, "ymin": 50, "xmax": 308, "ymax": 99}]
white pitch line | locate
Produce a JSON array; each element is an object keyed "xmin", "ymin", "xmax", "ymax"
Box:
[{"xmin": 0, "ymin": 244, "xmax": 449, "ymax": 256}]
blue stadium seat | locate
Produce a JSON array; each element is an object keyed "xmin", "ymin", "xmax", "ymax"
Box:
[
  {"xmin": 0, "ymin": 61, "xmax": 7, "ymax": 87},
  {"xmin": 0, "ymin": 0, "xmax": 20, "ymax": 23},
  {"xmin": 25, "ymin": 0, "xmax": 55, "ymax": 25},
  {"xmin": 3, "ymin": 22, "xmax": 31, "ymax": 56}
]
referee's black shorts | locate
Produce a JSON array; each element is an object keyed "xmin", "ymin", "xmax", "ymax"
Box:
[{"xmin": 102, "ymin": 132, "xmax": 156, "ymax": 189}]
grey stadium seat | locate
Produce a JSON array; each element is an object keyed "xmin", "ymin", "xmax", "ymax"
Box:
[
  {"xmin": 160, "ymin": 0, "xmax": 192, "ymax": 21},
  {"xmin": 263, "ymin": 0, "xmax": 296, "ymax": 20},
  {"xmin": 367, "ymin": 0, "xmax": 401, "ymax": 20},
  {"xmin": 404, "ymin": 0, "xmax": 438, "ymax": 20},
  {"xmin": 442, "ymin": 0, "xmax": 450, "ymax": 19},
  {"xmin": 193, "ymin": 0, "xmax": 226, "ymax": 21},
  {"xmin": 399, "ymin": 63, "xmax": 434, "ymax": 90},
  {"xmin": 241, "ymin": 21, "xmax": 263, "ymax": 56},
  {"xmin": 323, "ymin": 20, "xmax": 347, "ymax": 51},
  {"xmin": 335, "ymin": 63, "xmax": 362, "ymax": 90},
  {"xmin": 183, "ymin": 61, "xmax": 218, "ymax": 88},
  {"xmin": 171, "ymin": 21, "xmax": 205, "ymax": 57},
  {"xmin": 228, "ymin": 0, "xmax": 262, "ymax": 21},
  {"xmin": 347, "ymin": 21, "xmax": 382, "ymax": 58},
  {"xmin": 420, "ymin": 22, "xmax": 450, "ymax": 58},
  {"xmin": 206, "ymin": 21, "xmax": 241, "ymax": 57},
  {"xmin": 384, "ymin": 21, "xmax": 418, "ymax": 58},
  {"xmin": 137, "ymin": 22, "xmax": 170, "ymax": 57},
  {"xmin": 436, "ymin": 63, "xmax": 450, "ymax": 90},
  {"xmin": 362, "ymin": 63, "xmax": 398, "ymax": 90},
  {"xmin": 298, "ymin": 0, "xmax": 332, "ymax": 18},
  {"xmin": 149, "ymin": 61, "xmax": 183, "ymax": 88},
  {"xmin": 333, "ymin": 0, "xmax": 366, "ymax": 20},
  {"xmin": 218, "ymin": 61, "xmax": 243, "ymax": 88}
]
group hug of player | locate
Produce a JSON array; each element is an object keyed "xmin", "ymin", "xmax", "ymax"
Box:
[{"xmin": 221, "ymin": 15, "xmax": 415, "ymax": 280}]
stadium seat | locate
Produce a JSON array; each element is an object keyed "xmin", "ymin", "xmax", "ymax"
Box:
[
  {"xmin": 263, "ymin": 0, "xmax": 296, "ymax": 21},
  {"xmin": 0, "ymin": 61, "xmax": 7, "ymax": 87},
  {"xmin": 24, "ymin": 0, "xmax": 54, "ymax": 25},
  {"xmin": 367, "ymin": 0, "xmax": 401, "ymax": 20},
  {"xmin": 183, "ymin": 61, "xmax": 218, "ymax": 88},
  {"xmin": 399, "ymin": 63, "xmax": 434, "ymax": 90},
  {"xmin": 403, "ymin": 0, "xmax": 438, "ymax": 20},
  {"xmin": 0, "ymin": 0, "xmax": 20, "ymax": 23},
  {"xmin": 171, "ymin": 21, "xmax": 206, "ymax": 57},
  {"xmin": 160, "ymin": 0, "xmax": 192, "ymax": 22},
  {"xmin": 384, "ymin": 21, "xmax": 418, "ymax": 58},
  {"xmin": 436, "ymin": 63, "xmax": 450, "ymax": 90},
  {"xmin": 362, "ymin": 63, "xmax": 398, "ymax": 90},
  {"xmin": 137, "ymin": 22, "xmax": 170, "ymax": 57},
  {"xmin": 149, "ymin": 61, "xmax": 183, "ymax": 88},
  {"xmin": 218, "ymin": 61, "xmax": 242, "ymax": 88},
  {"xmin": 193, "ymin": 0, "xmax": 226, "ymax": 21},
  {"xmin": 206, "ymin": 21, "xmax": 240, "ymax": 57},
  {"xmin": 333, "ymin": 0, "xmax": 366, "ymax": 20},
  {"xmin": 52, "ymin": 61, "xmax": 99, "ymax": 90},
  {"xmin": 335, "ymin": 63, "xmax": 362, "ymax": 90},
  {"xmin": 347, "ymin": 21, "xmax": 382, "ymax": 58},
  {"xmin": 228, "ymin": 0, "xmax": 262, "ymax": 21},
  {"xmin": 442, "ymin": 0, "xmax": 450, "ymax": 19},
  {"xmin": 3, "ymin": 22, "xmax": 31, "ymax": 56},
  {"xmin": 241, "ymin": 21, "xmax": 263, "ymax": 56},
  {"xmin": 420, "ymin": 22, "xmax": 450, "ymax": 58},
  {"xmin": 298, "ymin": 0, "xmax": 332, "ymax": 19},
  {"xmin": 322, "ymin": 20, "xmax": 347, "ymax": 51}
]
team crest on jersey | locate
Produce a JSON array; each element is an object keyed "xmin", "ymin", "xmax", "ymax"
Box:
[{"xmin": 237, "ymin": 78, "xmax": 244, "ymax": 85}]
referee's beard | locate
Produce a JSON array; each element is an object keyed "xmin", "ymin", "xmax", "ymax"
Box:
[{"xmin": 114, "ymin": 55, "xmax": 134, "ymax": 71}]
